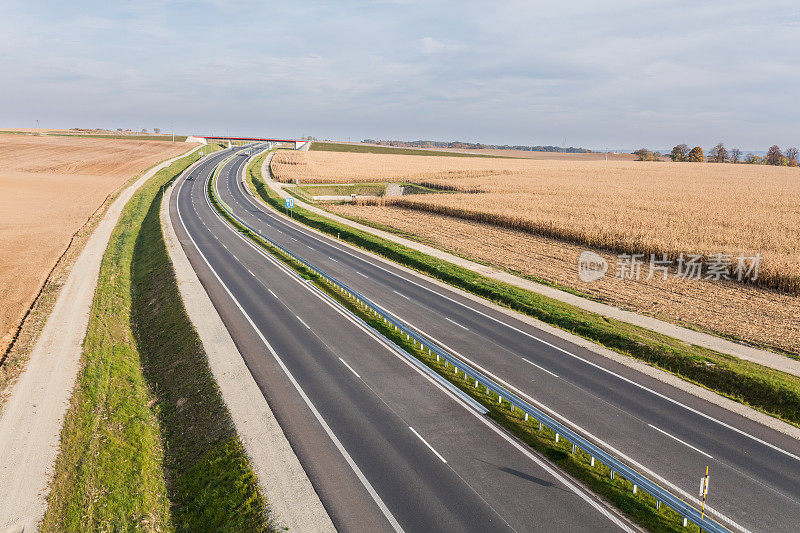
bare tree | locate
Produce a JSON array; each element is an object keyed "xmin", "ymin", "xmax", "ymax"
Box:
[
  {"xmin": 634, "ymin": 148, "xmax": 653, "ymax": 161},
  {"xmin": 785, "ymin": 147, "xmax": 798, "ymax": 167},
  {"xmin": 708, "ymin": 142, "xmax": 728, "ymax": 163},
  {"xmin": 153, "ymin": 127, "xmax": 161, "ymax": 134},
  {"xmin": 729, "ymin": 148, "xmax": 742, "ymax": 163}
]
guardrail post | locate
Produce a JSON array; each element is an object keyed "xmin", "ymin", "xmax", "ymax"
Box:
[
  {"xmin": 656, "ymin": 500, "xmax": 660, "ymax": 510},
  {"xmin": 555, "ymin": 433, "xmax": 560, "ymax": 443},
  {"xmin": 632, "ymin": 484, "xmax": 637, "ymax": 494},
  {"xmin": 474, "ymin": 379, "xmax": 479, "ymax": 388},
  {"xmin": 539, "ymin": 421, "xmax": 543, "ymax": 431},
  {"xmin": 682, "ymin": 517, "xmax": 687, "ymax": 527},
  {"xmin": 524, "ymin": 412, "xmax": 529, "ymax": 421},
  {"xmin": 610, "ymin": 470, "xmax": 614, "ymax": 480},
  {"xmin": 590, "ymin": 456, "xmax": 595, "ymax": 467},
  {"xmin": 571, "ymin": 444, "xmax": 576, "ymax": 454},
  {"xmin": 498, "ymin": 395, "xmax": 502, "ymax": 404}
]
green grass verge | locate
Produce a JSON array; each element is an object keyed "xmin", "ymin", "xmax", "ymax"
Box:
[
  {"xmin": 42, "ymin": 151, "xmax": 272, "ymax": 532},
  {"xmin": 248, "ymin": 155, "xmax": 800, "ymax": 427},
  {"xmin": 310, "ymin": 141, "xmax": 500, "ymax": 157},
  {"xmin": 295, "ymin": 183, "xmax": 388, "ymax": 197},
  {"xmin": 212, "ymin": 168, "xmax": 703, "ymax": 533}
]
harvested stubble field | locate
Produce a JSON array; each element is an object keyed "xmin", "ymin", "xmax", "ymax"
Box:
[
  {"xmin": 413, "ymin": 147, "xmax": 637, "ymax": 160},
  {"xmin": 271, "ymin": 150, "xmax": 800, "ymax": 355},
  {"xmin": 0, "ymin": 134, "xmax": 194, "ymax": 356}
]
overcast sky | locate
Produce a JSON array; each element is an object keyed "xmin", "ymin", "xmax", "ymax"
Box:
[{"xmin": 1, "ymin": 1, "xmax": 798, "ymax": 150}]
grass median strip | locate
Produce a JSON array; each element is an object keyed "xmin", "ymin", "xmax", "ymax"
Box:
[
  {"xmin": 214, "ymin": 161, "xmax": 703, "ymax": 533},
  {"xmin": 245, "ymin": 153, "xmax": 800, "ymax": 428},
  {"xmin": 42, "ymin": 152, "xmax": 273, "ymax": 531}
]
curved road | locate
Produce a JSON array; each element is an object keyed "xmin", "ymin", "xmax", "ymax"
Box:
[
  {"xmin": 214, "ymin": 145, "xmax": 800, "ymax": 532},
  {"xmin": 169, "ymin": 147, "xmax": 632, "ymax": 532}
]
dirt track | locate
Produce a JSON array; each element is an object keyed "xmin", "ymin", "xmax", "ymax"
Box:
[{"xmin": 0, "ymin": 134, "xmax": 194, "ymax": 356}]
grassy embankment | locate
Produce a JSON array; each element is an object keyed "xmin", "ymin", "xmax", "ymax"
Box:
[
  {"xmin": 311, "ymin": 141, "xmax": 501, "ymax": 157},
  {"xmin": 246, "ymin": 153, "xmax": 800, "ymax": 428},
  {"xmin": 215, "ymin": 154, "xmax": 704, "ymax": 532},
  {"xmin": 42, "ymin": 151, "xmax": 272, "ymax": 531}
]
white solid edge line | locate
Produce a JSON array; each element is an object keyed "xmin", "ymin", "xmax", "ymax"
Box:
[
  {"xmin": 236, "ymin": 184, "xmax": 798, "ymax": 465},
  {"xmin": 648, "ymin": 425, "xmax": 713, "ymax": 459},
  {"xmin": 339, "ymin": 358, "xmax": 361, "ymax": 378},
  {"xmin": 177, "ymin": 165, "xmax": 404, "ymax": 533},
  {"xmin": 296, "ymin": 316, "xmax": 311, "ymax": 329},
  {"xmin": 445, "ymin": 317, "xmax": 469, "ymax": 330},
  {"xmin": 215, "ymin": 164, "xmax": 634, "ymax": 532},
  {"xmin": 409, "ymin": 427, "xmax": 447, "ymax": 464},
  {"xmin": 523, "ymin": 358, "xmax": 560, "ymax": 378}
]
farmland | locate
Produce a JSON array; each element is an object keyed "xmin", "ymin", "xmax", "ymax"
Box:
[
  {"xmin": 0, "ymin": 134, "xmax": 195, "ymax": 358},
  {"xmin": 271, "ymin": 150, "xmax": 800, "ymax": 355},
  {"xmin": 272, "ymin": 150, "xmax": 800, "ymax": 295}
]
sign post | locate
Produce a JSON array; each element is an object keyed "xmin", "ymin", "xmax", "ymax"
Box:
[{"xmin": 285, "ymin": 197, "xmax": 294, "ymax": 217}]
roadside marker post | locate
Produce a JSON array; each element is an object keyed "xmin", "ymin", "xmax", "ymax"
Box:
[{"xmin": 699, "ymin": 466, "xmax": 710, "ymax": 519}]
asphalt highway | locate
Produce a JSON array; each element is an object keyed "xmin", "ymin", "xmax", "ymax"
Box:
[
  {"xmin": 205, "ymin": 146, "xmax": 800, "ymax": 532},
  {"xmin": 169, "ymin": 148, "xmax": 633, "ymax": 532}
]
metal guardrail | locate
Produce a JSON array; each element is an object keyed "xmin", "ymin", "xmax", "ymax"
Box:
[{"xmin": 208, "ymin": 150, "xmax": 730, "ymax": 533}]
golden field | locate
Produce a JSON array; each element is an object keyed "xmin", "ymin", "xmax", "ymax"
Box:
[
  {"xmin": 0, "ymin": 134, "xmax": 194, "ymax": 356},
  {"xmin": 328, "ymin": 203, "xmax": 800, "ymax": 355},
  {"xmin": 272, "ymin": 150, "xmax": 800, "ymax": 295}
]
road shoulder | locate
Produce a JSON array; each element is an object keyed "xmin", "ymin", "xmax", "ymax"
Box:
[{"xmin": 162, "ymin": 175, "xmax": 334, "ymax": 532}]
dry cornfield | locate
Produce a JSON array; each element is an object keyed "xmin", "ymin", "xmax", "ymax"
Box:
[
  {"xmin": 272, "ymin": 150, "xmax": 800, "ymax": 295},
  {"xmin": 328, "ymin": 203, "xmax": 800, "ymax": 355}
]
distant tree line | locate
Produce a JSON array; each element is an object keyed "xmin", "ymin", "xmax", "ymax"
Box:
[
  {"xmin": 634, "ymin": 143, "xmax": 799, "ymax": 166},
  {"xmin": 362, "ymin": 139, "xmax": 592, "ymax": 153}
]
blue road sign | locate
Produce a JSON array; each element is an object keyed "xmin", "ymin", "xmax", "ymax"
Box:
[{"xmin": 285, "ymin": 197, "xmax": 295, "ymax": 209}]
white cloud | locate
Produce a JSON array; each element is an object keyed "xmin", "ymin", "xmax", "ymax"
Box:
[{"xmin": 419, "ymin": 37, "xmax": 446, "ymax": 54}]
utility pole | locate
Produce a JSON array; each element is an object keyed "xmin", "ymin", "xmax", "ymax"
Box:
[
  {"xmin": 172, "ymin": 125, "xmax": 175, "ymax": 144},
  {"xmin": 36, "ymin": 119, "xmax": 39, "ymax": 130}
]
